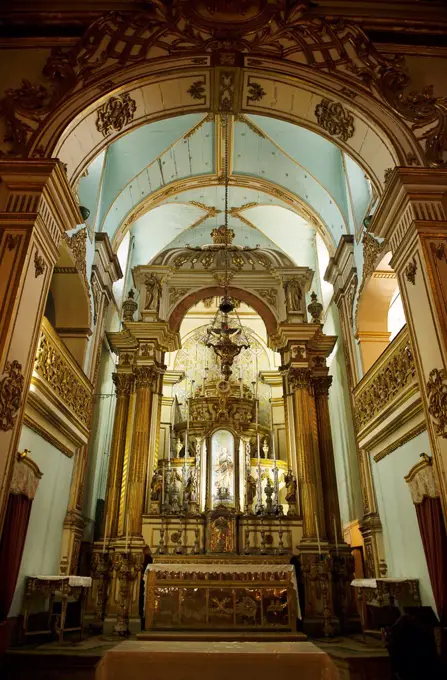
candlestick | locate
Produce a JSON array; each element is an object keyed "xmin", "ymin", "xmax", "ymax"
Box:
[
  {"xmin": 162, "ymin": 465, "xmax": 165, "ymax": 507},
  {"xmin": 270, "ymin": 399, "xmax": 276, "ymax": 462},
  {"xmin": 315, "ymin": 512, "xmax": 321, "ymax": 554},
  {"xmin": 333, "ymin": 516, "xmax": 339, "ymax": 556}
]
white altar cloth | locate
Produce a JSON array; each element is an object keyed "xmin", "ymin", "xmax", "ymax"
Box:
[
  {"xmin": 34, "ymin": 575, "xmax": 92, "ymax": 587},
  {"xmin": 144, "ymin": 563, "xmax": 301, "ymax": 618},
  {"xmin": 351, "ymin": 578, "xmax": 418, "ymax": 588}
]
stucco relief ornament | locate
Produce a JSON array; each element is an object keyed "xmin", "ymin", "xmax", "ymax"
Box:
[
  {"xmin": 315, "ymin": 99, "xmax": 355, "ymax": 143},
  {"xmin": 405, "ymin": 256, "xmax": 418, "ymax": 285},
  {"xmin": 95, "ymin": 93, "xmax": 137, "ymax": 137},
  {"xmin": 122, "ymin": 289, "xmax": 138, "ymax": 322},
  {"xmin": 426, "ymin": 368, "xmax": 447, "ymax": 438},
  {"xmin": 0, "ymin": 359, "xmax": 25, "ymax": 431}
]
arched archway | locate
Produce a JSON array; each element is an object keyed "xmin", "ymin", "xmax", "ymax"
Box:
[{"xmin": 168, "ymin": 285, "xmax": 278, "ymax": 338}]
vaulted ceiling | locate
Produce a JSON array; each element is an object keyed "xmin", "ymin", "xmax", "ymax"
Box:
[{"xmin": 78, "ymin": 112, "xmax": 373, "ymax": 303}]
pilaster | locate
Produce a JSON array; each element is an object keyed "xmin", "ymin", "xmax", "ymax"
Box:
[
  {"xmin": 371, "ymin": 168, "xmax": 447, "ymax": 522},
  {"xmin": 0, "ymin": 160, "xmax": 82, "ymax": 531},
  {"xmin": 325, "ymin": 235, "xmax": 386, "ymax": 576},
  {"xmin": 59, "ymin": 233, "xmax": 122, "ymax": 573}
]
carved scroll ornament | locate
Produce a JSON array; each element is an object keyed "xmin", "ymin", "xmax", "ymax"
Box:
[
  {"xmin": 315, "ymin": 98, "xmax": 355, "ymax": 142},
  {"xmin": 0, "ymin": 359, "xmax": 25, "ymax": 431},
  {"xmin": 0, "ymin": 2, "xmax": 446, "ymax": 165},
  {"xmin": 405, "ymin": 455, "xmax": 440, "ymax": 504},
  {"xmin": 426, "ymin": 368, "xmax": 447, "ymax": 438}
]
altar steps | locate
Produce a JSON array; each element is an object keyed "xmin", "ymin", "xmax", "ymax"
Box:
[{"xmin": 136, "ymin": 630, "xmax": 307, "ymax": 642}]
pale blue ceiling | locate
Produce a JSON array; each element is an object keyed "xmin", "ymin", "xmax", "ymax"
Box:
[{"xmin": 79, "ymin": 112, "xmax": 372, "ymax": 264}]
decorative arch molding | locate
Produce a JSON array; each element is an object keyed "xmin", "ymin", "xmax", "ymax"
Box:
[
  {"xmin": 1, "ymin": 2, "xmax": 443, "ymax": 193},
  {"xmin": 169, "ymin": 285, "xmax": 278, "ymax": 336}
]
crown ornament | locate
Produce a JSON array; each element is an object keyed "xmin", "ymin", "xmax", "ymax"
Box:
[{"xmin": 211, "ymin": 225, "xmax": 235, "ymax": 245}]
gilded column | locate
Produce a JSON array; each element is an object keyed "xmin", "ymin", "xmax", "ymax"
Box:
[
  {"xmin": 104, "ymin": 372, "xmax": 134, "ymax": 538},
  {"xmin": 313, "ymin": 375, "xmax": 342, "ymax": 543},
  {"xmin": 289, "ymin": 368, "xmax": 326, "ymax": 540},
  {"xmin": 0, "ymin": 160, "xmax": 82, "ymax": 531},
  {"xmin": 127, "ymin": 365, "xmax": 156, "ymax": 536}
]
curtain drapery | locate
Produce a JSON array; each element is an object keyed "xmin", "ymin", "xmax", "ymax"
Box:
[
  {"xmin": 0, "ymin": 453, "xmax": 42, "ymax": 621},
  {"xmin": 415, "ymin": 497, "xmax": 447, "ymax": 625},
  {"xmin": 0, "ymin": 494, "xmax": 32, "ymax": 621}
]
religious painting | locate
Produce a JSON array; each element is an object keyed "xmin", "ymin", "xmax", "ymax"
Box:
[{"xmin": 211, "ymin": 429, "xmax": 235, "ymax": 507}]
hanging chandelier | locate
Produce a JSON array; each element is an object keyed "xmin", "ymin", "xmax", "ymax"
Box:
[{"xmin": 205, "ymin": 114, "xmax": 250, "ymax": 380}]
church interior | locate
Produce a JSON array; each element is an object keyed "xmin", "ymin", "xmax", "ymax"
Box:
[{"xmin": 0, "ymin": 1, "xmax": 447, "ymax": 679}]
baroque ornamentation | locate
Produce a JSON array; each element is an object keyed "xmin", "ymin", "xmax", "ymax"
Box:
[
  {"xmin": 431, "ymin": 241, "xmax": 447, "ymax": 262},
  {"xmin": 247, "ymin": 82, "xmax": 266, "ymax": 103},
  {"xmin": 134, "ymin": 365, "xmax": 157, "ymax": 389},
  {"xmin": 144, "ymin": 273, "xmax": 162, "ymax": 311},
  {"xmin": 257, "ymin": 288, "xmax": 277, "ymax": 307},
  {"xmin": 169, "ymin": 287, "xmax": 191, "ymax": 306},
  {"xmin": 405, "ymin": 256, "xmax": 418, "ymax": 285},
  {"xmin": 187, "ymin": 80, "xmax": 206, "ymax": 101},
  {"xmin": 354, "ymin": 333, "xmax": 416, "ymax": 431},
  {"xmin": 347, "ymin": 274, "xmax": 358, "ymax": 328},
  {"xmin": 1, "ymin": 2, "xmax": 446, "ymax": 164},
  {"xmin": 0, "ymin": 359, "xmax": 25, "ymax": 431},
  {"xmin": 315, "ymin": 99, "xmax": 355, "ymax": 143},
  {"xmin": 288, "ymin": 367, "xmax": 311, "ymax": 391},
  {"xmin": 218, "ymin": 72, "xmax": 236, "ymax": 112},
  {"xmin": 34, "ymin": 329, "xmax": 92, "ymax": 427},
  {"xmin": 112, "ymin": 372, "xmax": 134, "ymax": 397},
  {"xmin": 34, "ymin": 250, "xmax": 45, "ymax": 278},
  {"xmin": 122, "ymin": 289, "xmax": 138, "ymax": 322},
  {"xmin": 6, "ymin": 234, "xmax": 19, "ymax": 250},
  {"xmin": 96, "ymin": 94, "xmax": 137, "ymax": 137},
  {"xmin": 63, "ymin": 227, "xmax": 89, "ymax": 295},
  {"xmin": 355, "ymin": 231, "xmax": 387, "ymax": 331},
  {"xmin": 426, "ymin": 368, "xmax": 447, "ymax": 438}
]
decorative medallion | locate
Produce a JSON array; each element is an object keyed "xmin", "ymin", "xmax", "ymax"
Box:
[
  {"xmin": 96, "ymin": 93, "xmax": 137, "ymax": 137},
  {"xmin": 187, "ymin": 80, "xmax": 206, "ymax": 101},
  {"xmin": 405, "ymin": 256, "xmax": 418, "ymax": 285},
  {"xmin": 0, "ymin": 359, "xmax": 25, "ymax": 431},
  {"xmin": 426, "ymin": 368, "xmax": 447, "ymax": 438},
  {"xmin": 247, "ymin": 82, "xmax": 266, "ymax": 103},
  {"xmin": 34, "ymin": 250, "xmax": 45, "ymax": 278},
  {"xmin": 315, "ymin": 98, "xmax": 355, "ymax": 142},
  {"xmin": 6, "ymin": 234, "xmax": 19, "ymax": 251}
]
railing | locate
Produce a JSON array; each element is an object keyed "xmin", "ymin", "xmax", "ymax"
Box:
[
  {"xmin": 353, "ymin": 325, "xmax": 417, "ymax": 433},
  {"xmin": 33, "ymin": 317, "xmax": 93, "ymax": 432}
]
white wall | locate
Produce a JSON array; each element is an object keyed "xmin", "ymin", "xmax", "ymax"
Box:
[
  {"xmin": 324, "ymin": 303, "xmax": 363, "ymax": 526},
  {"xmin": 372, "ymin": 431, "xmax": 437, "ymax": 614},
  {"xmin": 9, "ymin": 426, "xmax": 74, "ymax": 617}
]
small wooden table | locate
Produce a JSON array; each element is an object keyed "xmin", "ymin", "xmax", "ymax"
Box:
[
  {"xmin": 351, "ymin": 578, "xmax": 421, "ymax": 634},
  {"xmin": 21, "ymin": 575, "xmax": 92, "ymax": 643}
]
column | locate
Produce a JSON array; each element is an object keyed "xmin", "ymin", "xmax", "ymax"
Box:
[
  {"xmin": 127, "ymin": 365, "xmax": 156, "ymax": 537},
  {"xmin": 289, "ymin": 368, "xmax": 326, "ymax": 540},
  {"xmin": 104, "ymin": 372, "xmax": 134, "ymax": 538},
  {"xmin": 372, "ymin": 168, "xmax": 447, "ymax": 522},
  {"xmin": 0, "ymin": 160, "xmax": 81, "ymax": 531},
  {"xmin": 312, "ymin": 375, "xmax": 342, "ymax": 543}
]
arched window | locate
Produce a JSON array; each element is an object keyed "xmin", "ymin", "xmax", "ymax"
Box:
[{"xmin": 388, "ymin": 287, "xmax": 406, "ymax": 341}]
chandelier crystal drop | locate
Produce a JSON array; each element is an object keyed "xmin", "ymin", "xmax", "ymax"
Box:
[{"xmin": 204, "ymin": 115, "xmax": 250, "ymax": 379}]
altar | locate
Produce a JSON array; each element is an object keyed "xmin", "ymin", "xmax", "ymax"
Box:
[{"xmin": 142, "ymin": 558, "xmax": 301, "ymax": 633}]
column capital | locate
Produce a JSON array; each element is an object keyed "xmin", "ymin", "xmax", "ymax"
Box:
[
  {"xmin": 288, "ymin": 367, "xmax": 312, "ymax": 391},
  {"xmin": 312, "ymin": 375, "xmax": 333, "ymax": 396},
  {"xmin": 112, "ymin": 372, "xmax": 134, "ymax": 397},
  {"xmin": 134, "ymin": 364, "xmax": 157, "ymax": 389}
]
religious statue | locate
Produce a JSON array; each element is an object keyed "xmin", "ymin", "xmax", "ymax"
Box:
[
  {"xmin": 150, "ymin": 469, "xmax": 163, "ymax": 513},
  {"xmin": 184, "ymin": 466, "xmax": 198, "ymax": 513},
  {"xmin": 214, "ymin": 446, "xmax": 234, "ymax": 503},
  {"xmin": 210, "ymin": 515, "xmax": 233, "ymax": 553},
  {"xmin": 264, "ymin": 476, "xmax": 275, "ymax": 515},
  {"xmin": 144, "ymin": 273, "xmax": 162, "ymax": 311},
  {"xmin": 245, "ymin": 473, "xmax": 257, "ymax": 514},
  {"xmin": 284, "ymin": 277, "xmax": 302, "ymax": 312},
  {"xmin": 167, "ymin": 468, "xmax": 182, "ymax": 514},
  {"xmin": 284, "ymin": 469, "xmax": 298, "ymax": 516}
]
